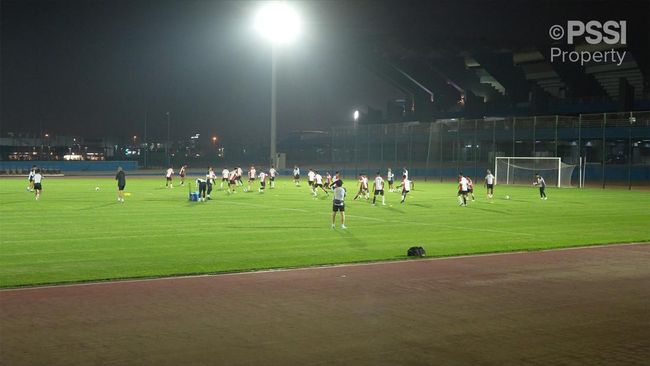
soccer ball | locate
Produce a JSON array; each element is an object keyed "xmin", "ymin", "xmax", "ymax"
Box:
[
  {"xmin": 505, "ymin": 195, "xmax": 510, "ymax": 200},
  {"xmin": 95, "ymin": 187, "xmax": 100, "ymax": 191}
]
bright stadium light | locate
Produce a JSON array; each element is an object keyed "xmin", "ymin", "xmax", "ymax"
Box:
[
  {"xmin": 254, "ymin": 1, "xmax": 301, "ymax": 45},
  {"xmin": 253, "ymin": 1, "xmax": 302, "ymax": 167},
  {"xmin": 353, "ymin": 110, "xmax": 360, "ymax": 122}
]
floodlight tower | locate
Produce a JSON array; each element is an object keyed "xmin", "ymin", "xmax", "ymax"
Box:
[{"xmin": 254, "ymin": 1, "xmax": 301, "ymax": 167}]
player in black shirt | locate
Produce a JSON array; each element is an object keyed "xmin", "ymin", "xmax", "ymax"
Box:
[{"xmin": 115, "ymin": 167, "xmax": 126, "ymax": 202}]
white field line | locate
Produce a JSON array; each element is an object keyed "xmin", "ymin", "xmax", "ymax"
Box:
[{"xmin": 2, "ymin": 242, "xmax": 647, "ymax": 292}]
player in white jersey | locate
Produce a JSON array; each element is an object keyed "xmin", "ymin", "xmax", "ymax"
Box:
[
  {"xmin": 331, "ymin": 180, "xmax": 347, "ymax": 229},
  {"xmin": 329, "ymin": 171, "xmax": 341, "ymax": 189},
  {"xmin": 179, "ymin": 165, "xmax": 187, "ymax": 186},
  {"xmin": 387, "ymin": 168, "xmax": 395, "ymax": 192},
  {"xmin": 402, "ymin": 167, "xmax": 414, "ymax": 190},
  {"xmin": 307, "ymin": 169, "xmax": 316, "ymax": 194},
  {"xmin": 372, "ymin": 172, "xmax": 386, "ymax": 206},
  {"xmin": 397, "ymin": 174, "xmax": 411, "ymax": 204},
  {"xmin": 362, "ymin": 175, "xmax": 369, "ymax": 199},
  {"xmin": 458, "ymin": 173, "xmax": 469, "ymax": 207},
  {"xmin": 293, "ymin": 166, "xmax": 300, "ymax": 186},
  {"xmin": 485, "ymin": 169, "xmax": 495, "ymax": 199},
  {"xmin": 354, "ymin": 174, "xmax": 369, "ymax": 200},
  {"xmin": 246, "ymin": 166, "xmax": 256, "ymax": 192},
  {"xmin": 33, "ymin": 169, "xmax": 43, "ymax": 200},
  {"xmin": 236, "ymin": 167, "xmax": 244, "ymax": 186},
  {"xmin": 325, "ymin": 172, "xmax": 332, "ymax": 188},
  {"xmin": 227, "ymin": 169, "xmax": 238, "ymax": 194},
  {"xmin": 269, "ymin": 165, "xmax": 277, "ymax": 189},
  {"xmin": 221, "ymin": 168, "xmax": 230, "ymax": 189},
  {"xmin": 308, "ymin": 169, "xmax": 314, "ymax": 182},
  {"xmin": 533, "ymin": 173, "xmax": 547, "ymax": 200},
  {"xmin": 313, "ymin": 171, "xmax": 329, "ymax": 196},
  {"xmin": 258, "ymin": 171, "xmax": 267, "ymax": 193},
  {"xmin": 27, "ymin": 165, "xmax": 37, "ymax": 191},
  {"xmin": 206, "ymin": 167, "xmax": 217, "ymax": 199},
  {"xmin": 466, "ymin": 176, "xmax": 475, "ymax": 201},
  {"xmin": 165, "ymin": 167, "xmax": 174, "ymax": 188}
]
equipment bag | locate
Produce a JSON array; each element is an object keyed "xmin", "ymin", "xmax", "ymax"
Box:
[{"xmin": 407, "ymin": 246, "xmax": 426, "ymax": 257}]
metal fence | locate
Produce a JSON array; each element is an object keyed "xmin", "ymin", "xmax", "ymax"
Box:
[{"xmin": 329, "ymin": 111, "xmax": 650, "ymax": 188}]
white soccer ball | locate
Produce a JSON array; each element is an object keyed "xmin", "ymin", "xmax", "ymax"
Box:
[
  {"xmin": 505, "ymin": 195, "xmax": 510, "ymax": 200},
  {"xmin": 95, "ymin": 187, "xmax": 100, "ymax": 191}
]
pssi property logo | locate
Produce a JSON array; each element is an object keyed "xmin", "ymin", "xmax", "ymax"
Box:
[{"xmin": 548, "ymin": 21, "xmax": 627, "ymax": 66}]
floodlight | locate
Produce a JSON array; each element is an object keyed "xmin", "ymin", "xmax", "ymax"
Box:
[{"xmin": 254, "ymin": 1, "xmax": 301, "ymax": 45}]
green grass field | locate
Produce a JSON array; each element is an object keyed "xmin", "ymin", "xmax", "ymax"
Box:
[{"xmin": 1, "ymin": 176, "xmax": 648, "ymax": 288}]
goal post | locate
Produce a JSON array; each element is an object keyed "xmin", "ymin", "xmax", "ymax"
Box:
[{"xmin": 494, "ymin": 157, "xmax": 576, "ymax": 188}]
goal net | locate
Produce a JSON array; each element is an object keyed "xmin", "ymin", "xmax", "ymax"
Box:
[{"xmin": 495, "ymin": 157, "xmax": 576, "ymax": 188}]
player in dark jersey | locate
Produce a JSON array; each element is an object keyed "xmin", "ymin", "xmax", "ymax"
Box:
[{"xmin": 115, "ymin": 166, "xmax": 126, "ymax": 202}]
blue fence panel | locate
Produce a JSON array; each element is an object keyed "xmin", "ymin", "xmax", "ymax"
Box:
[{"xmin": 0, "ymin": 161, "xmax": 138, "ymax": 172}]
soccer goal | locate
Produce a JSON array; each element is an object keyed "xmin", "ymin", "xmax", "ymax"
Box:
[{"xmin": 494, "ymin": 157, "xmax": 576, "ymax": 188}]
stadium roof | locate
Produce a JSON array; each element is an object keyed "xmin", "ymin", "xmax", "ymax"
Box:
[{"xmin": 317, "ymin": 0, "xmax": 649, "ymax": 120}]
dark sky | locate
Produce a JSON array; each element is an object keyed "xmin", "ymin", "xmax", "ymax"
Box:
[
  {"xmin": 1, "ymin": 0, "xmax": 648, "ymax": 143},
  {"xmin": 0, "ymin": 0, "xmax": 404, "ymax": 143}
]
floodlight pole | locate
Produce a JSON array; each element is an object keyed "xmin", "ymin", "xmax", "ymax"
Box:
[
  {"xmin": 270, "ymin": 45, "xmax": 277, "ymax": 167},
  {"xmin": 628, "ymin": 113, "xmax": 635, "ymax": 190},
  {"xmin": 144, "ymin": 108, "xmax": 148, "ymax": 169},
  {"xmin": 166, "ymin": 112, "xmax": 171, "ymax": 167}
]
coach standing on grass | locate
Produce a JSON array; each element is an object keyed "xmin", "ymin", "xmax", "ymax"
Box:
[
  {"xmin": 332, "ymin": 180, "xmax": 347, "ymax": 229},
  {"xmin": 115, "ymin": 167, "xmax": 126, "ymax": 203}
]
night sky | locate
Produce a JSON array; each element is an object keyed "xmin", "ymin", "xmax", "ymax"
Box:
[
  {"xmin": 1, "ymin": 0, "xmax": 404, "ymax": 143},
  {"xmin": 1, "ymin": 0, "xmax": 648, "ymax": 143}
]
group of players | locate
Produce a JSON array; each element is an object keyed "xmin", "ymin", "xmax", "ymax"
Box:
[
  {"xmin": 24, "ymin": 163, "xmax": 547, "ymax": 211},
  {"xmin": 456, "ymin": 169, "xmax": 547, "ymax": 205},
  {"xmin": 456, "ymin": 172, "xmax": 482, "ymax": 207},
  {"xmin": 292, "ymin": 166, "xmax": 414, "ymax": 204},
  {"xmin": 291, "ymin": 166, "xmax": 412, "ymax": 228},
  {"xmin": 164, "ymin": 165, "xmax": 279, "ymax": 201},
  {"xmin": 22, "ymin": 162, "xmax": 548, "ymax": 232},
  {"xmin": 157, "ymin": 164, "xmax": 417, "ymax": 228}
]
